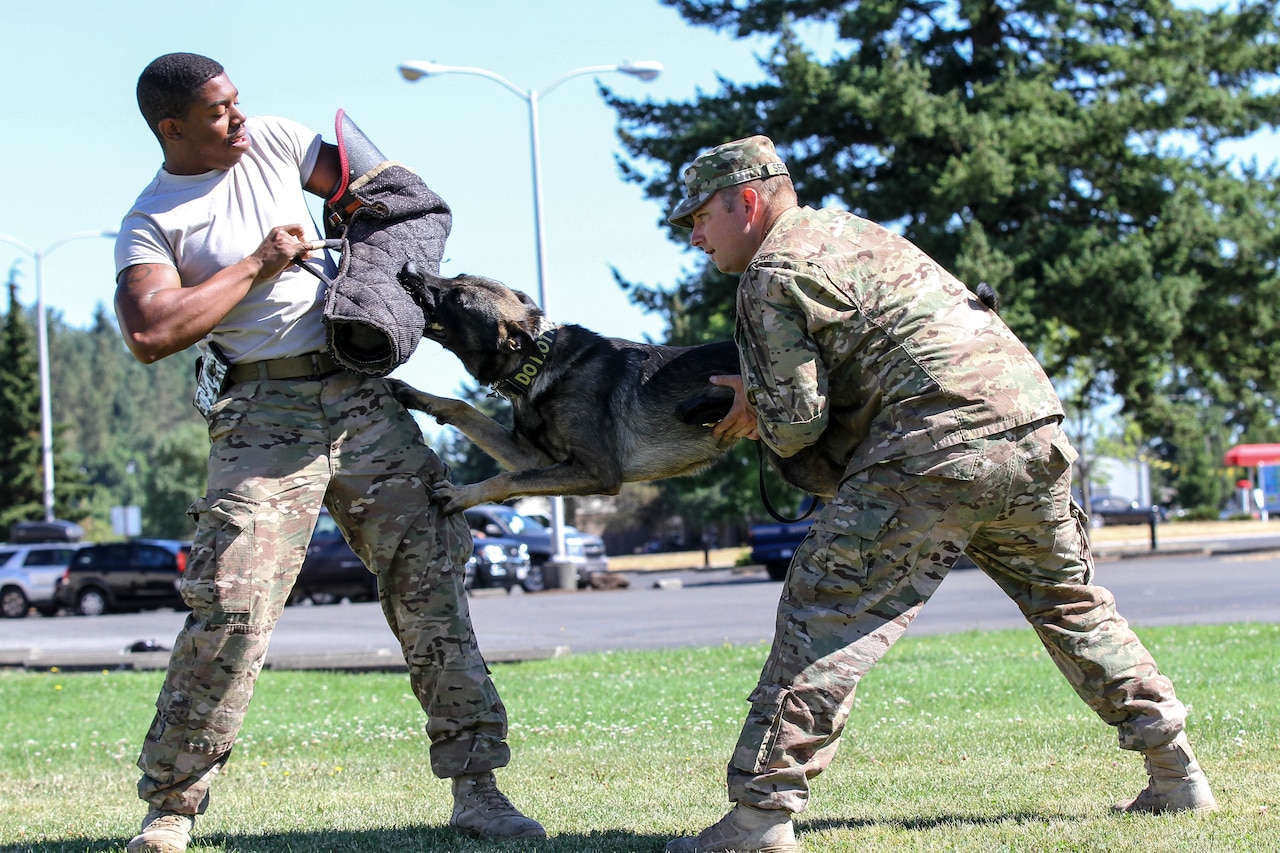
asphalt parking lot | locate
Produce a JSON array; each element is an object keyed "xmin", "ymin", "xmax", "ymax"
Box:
[{"xmin": 3, "ymin": 528, "xmax": 1279, "ymax": 672}]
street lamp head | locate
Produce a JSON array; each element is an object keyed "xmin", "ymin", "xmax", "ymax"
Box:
[
  {"xmin": 399, "ymin": 60, "xmax": 448, "ymax": 82},
  {"xmin": 618, "ymin": 60, "xmax": 663, "ymax": 82}
]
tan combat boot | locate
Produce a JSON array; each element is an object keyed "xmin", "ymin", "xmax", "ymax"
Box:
[
  {"xmin": 450, "ymin": 772, "xmax": 546, "ymax": 839},
  {"xmin": 665, "ymin": 803, "xmax": 799, "ymax": 853},
  {"xmin": 1114, "ymin": 732, "xmax": 1219, "ymax": 814},
  {"xmin": 126, "ymin": 810, "xmax": 194, "ymax": 853}
]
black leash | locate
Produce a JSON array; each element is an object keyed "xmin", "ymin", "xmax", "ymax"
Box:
[
  {"xmin": 757, "ymin": 442, "xmax": 818, "ymax": 524},
  {"xmin": 292, "ymin": 238, "xmax": 344, "ymax": 287}
]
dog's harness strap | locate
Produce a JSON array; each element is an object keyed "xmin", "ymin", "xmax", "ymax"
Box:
[
  {"xmin": 496, "ymin": 328, "xmax": 559, "ymax": 396},
  {"xmin": 227, "ymin": 351, "xmax": 344, "ymax": 385}
]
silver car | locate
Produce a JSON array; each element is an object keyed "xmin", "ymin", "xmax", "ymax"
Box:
[{"xmin": 0, "ymin": 542, "xmax": 84, "ymax": 618}]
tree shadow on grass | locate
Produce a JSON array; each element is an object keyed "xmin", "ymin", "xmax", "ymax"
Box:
[{"xmin": 4, "ymin": 826, "xmax": 676, "ymax": 853}]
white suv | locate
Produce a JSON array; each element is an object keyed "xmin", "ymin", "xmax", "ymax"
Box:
[{"xmin": 0, "ymin": 543, "xmax": 84, "ymax": 618}]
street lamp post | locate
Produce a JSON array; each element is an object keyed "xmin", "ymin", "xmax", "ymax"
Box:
[
  {"xmin": 398, "ymin": 59, "xmax": 662, "ymax": 564},
  {"xmin": 0, "ymin": 230, "xmax": 117, "ymax": 522},
  {"xmin": 398, "ymin": 59, "xmax": 661, "ymax": 314}
]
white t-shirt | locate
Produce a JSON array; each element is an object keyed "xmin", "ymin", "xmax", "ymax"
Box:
[{"xmin": 115, "ymin": 115, "xmax": 336, "ymax": 363}]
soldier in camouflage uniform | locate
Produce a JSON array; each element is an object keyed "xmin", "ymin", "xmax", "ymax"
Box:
[
  {"xmin": 112, "ymin": 53, "xmax": 543, "ymax": 853},
  {"xmin": 663, "ymin": 136, "xmax": 1217, "ymax": 853}
]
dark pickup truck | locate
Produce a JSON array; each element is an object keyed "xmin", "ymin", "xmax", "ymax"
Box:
[
  {"xmin": 749, "ymin": 514, "xmax": 978, "ymax": 580},
  {"xmin": 748, "ymin": 519, "xmax": 815, "ymax": 581}
]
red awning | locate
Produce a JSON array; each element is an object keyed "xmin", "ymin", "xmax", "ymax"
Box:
[{"xmin": 1223, "ymin": 444, "xmax": 1280, "ymax": 467}]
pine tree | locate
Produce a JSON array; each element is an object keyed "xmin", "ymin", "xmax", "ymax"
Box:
[
  {"xmin": 0, "ymin": 273, "xmax": 45, "ymax": 527},
  {"xmin": 608, "ymin": 0, "xmax": 1280, "ymax": 515},
  {"xmin": 53, "ymin": 305, "xmax": 206, "ymax": 535},
  {"xmin": 434, "ymin": 382, "xmax": 508, "ymax": 487},
  {"xmin": 142, "ymin": 422, "xmax": 209, "ymax": 539}
]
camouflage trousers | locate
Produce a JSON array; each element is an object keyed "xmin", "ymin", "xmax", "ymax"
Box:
[
  {"xmin": 728, "ymin": 419, "xmax": 1187, "ymax": 813},
  {"xmin": 137, "ymin": 371, "xmax": 509, "ymax": 815}
]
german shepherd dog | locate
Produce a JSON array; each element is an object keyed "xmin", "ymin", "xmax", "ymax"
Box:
[{"xmin": 389, "ymin": 266, "xmax": 860, "ymax": 514}]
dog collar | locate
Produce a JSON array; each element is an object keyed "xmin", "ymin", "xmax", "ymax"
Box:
[{"xmin": 495, "ymin": 327, "xmax": 558, "ymax": 397}]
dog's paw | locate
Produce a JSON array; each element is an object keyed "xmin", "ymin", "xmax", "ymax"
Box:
[
  {"xmin": 388, "ymin": 380, "xmax": 456, "ymax": 423},
  {"xmin": 429, "ymin": 481, "xmax": 470, "ymax": 515},
  {"xmin": 386, "ymin": 378, "xmax": 422, "ymax": 407}
]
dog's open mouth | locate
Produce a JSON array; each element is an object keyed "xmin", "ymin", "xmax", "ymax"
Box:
[{"xmin": 423, "ymin": 320, "xmax": 447, "ymax": 342}]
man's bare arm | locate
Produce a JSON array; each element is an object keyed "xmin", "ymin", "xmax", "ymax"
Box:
[
  {"xmin": 118, "ymin": 141, "xmax": 341, "ymax": 364},
  {"xmin": 115, "ymin": 224, "xmax": 315, "ymax": 363},
  {"xmin": 305, "ymin": 143, "xmax": 341, "ymax": 198}
]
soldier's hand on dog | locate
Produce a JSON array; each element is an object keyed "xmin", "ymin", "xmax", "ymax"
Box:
[{"xmin": 709, "ymin": 375, "xmax": 760, "ymax": 441}]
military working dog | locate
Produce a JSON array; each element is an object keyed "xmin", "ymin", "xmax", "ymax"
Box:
[{"xmin": 389, "ymin": 267, "xmax": 859, "ymax": 513}]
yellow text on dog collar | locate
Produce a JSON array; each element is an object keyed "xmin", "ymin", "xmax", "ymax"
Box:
[{"xmin": 500, "ymin": 328, "xmax": 558, "ymax": 395}]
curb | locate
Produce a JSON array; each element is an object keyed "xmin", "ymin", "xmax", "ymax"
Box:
[
  {"xmin": 1097, "ymin": 543, "xmax": 1280, "ymax": 561},
  {"xmin": 3, "ymin": 644, "xmax": 572, "ymax": 674},
  {"xmin": 6, "ymin": 539, "xmax": 1274, "ymax": 674}
]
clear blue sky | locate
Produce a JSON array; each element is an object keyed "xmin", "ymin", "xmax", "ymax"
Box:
[
  {"xmin": 1, "ymin": 0, "xmax": 1271, "ymax": 422},
  {"xmin": 0, "ymin": 0, "xmax": 784, "ymax": 406}
]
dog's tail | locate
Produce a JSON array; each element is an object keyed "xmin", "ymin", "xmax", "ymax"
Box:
[{"xmin": 976, "ymin": 281, "xmax": 1000, "ymax": 313}]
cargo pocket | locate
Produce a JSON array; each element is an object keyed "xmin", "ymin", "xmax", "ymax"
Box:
[
  {"xmin": 1049, "ymin": 427, "xmax": 1079, "ymax": 468},
  {"xmin": 440, "ymin": 506, "xmax": 472, "ymax": 571},
  {"xmin": 1067, "ymin": 498, "xmax": 1095, "ymax": 585},
  {"xmin": 732, "ymin": 683, "xmax": 841, "ymax": 775},
  {"xmin": 897, "ymin": 446, "xmax": 981, "ymax": 481},
  {"xmin": 792, "ymin": 494, "xmax": 899, "ymax": 601},
  {"xmin": 184, "ymin": 493, "xmax": 261, "ymax": 623},
  {"xmin": 733, "ymin": 683, "xmax": 791, "ymax": 775}
]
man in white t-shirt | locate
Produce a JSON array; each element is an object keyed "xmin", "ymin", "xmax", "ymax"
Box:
[{"xmin": 114, "ymin": 52, "xmax": 543, "ymax": 853}]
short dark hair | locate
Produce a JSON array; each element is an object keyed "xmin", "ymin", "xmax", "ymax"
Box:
[{"xmin": 136, "ymin": 53, "xmax": 225, "ymax": 139}]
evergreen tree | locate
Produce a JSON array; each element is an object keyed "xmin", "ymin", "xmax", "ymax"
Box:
[
  {"xmin": 143, "ymin": 422, "xmax": 209, "ymax": 539},
  {"xmin": 0, "ymin": 274, "xmax": 44, "ymax": 527},
  {"xmin": 608, "ymin": 0, "xmax": 1280, "ymax": 515},
  {"xmin": 434, "ymin": 381, "xmax": 509, "ymax": 487},
  {"xmin": 52, "ymin": 305, "xmax": 204, "ymax": 536}
]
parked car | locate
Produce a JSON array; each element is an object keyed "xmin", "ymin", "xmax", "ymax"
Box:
[
  {"xmin": 290, "ymin": 511, "xmax": 541, "ymax": 604},
  {"xmin": 290, "ymin": 511, "xmax": 378, "ymax": 606},
  {"xmin": 54, "ymin": 539, "xmax": 191, "ymax": 616},
  {"xmin": 462, "ymin": 504, "xmax": 608, "ymax": 588},
  {"xmin": 749, "ymin": 512, "xmax": 976, "ymax": 581},
  {"xmin": 749, "ymin": 518, "xmax": 816, "ymax": 581},
  {"xmin": 0, "ymin": 542, "xmax": 85, "ymax": 618},
  {"xmin": 1086, "ymin": 496, "xmax": 1169, "ymax": 528},
  {"xmin": 8, "ymin": 519, "xmax": 84, "ymax": 544},
  {"xmin": 467, "ymin": 536, "xmax": 538, "ymax": 592}
]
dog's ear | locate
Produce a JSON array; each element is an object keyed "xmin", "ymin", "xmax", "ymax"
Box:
[{"xmin": 500, "ymin": 321, "xmax": 538, "ymax": 355}]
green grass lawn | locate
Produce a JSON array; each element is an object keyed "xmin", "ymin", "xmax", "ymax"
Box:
[{"xmin": 1, "ymin": 622, "xmax": 1276, "ymax": 852}]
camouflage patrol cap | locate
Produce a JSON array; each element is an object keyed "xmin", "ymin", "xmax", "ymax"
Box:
[{"xmin": 668, "ymin": 135, "xmax": 789, "ymax": 228}]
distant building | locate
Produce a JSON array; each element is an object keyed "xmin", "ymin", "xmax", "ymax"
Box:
[{"xmin": 1083, "ymin": 456, "xmax": 1152, "ymax": 506}]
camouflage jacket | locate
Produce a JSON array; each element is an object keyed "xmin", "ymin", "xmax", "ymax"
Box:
[{"xmin": 735, "ymin": 206, "xmax": 1064, "ymax": 473}]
